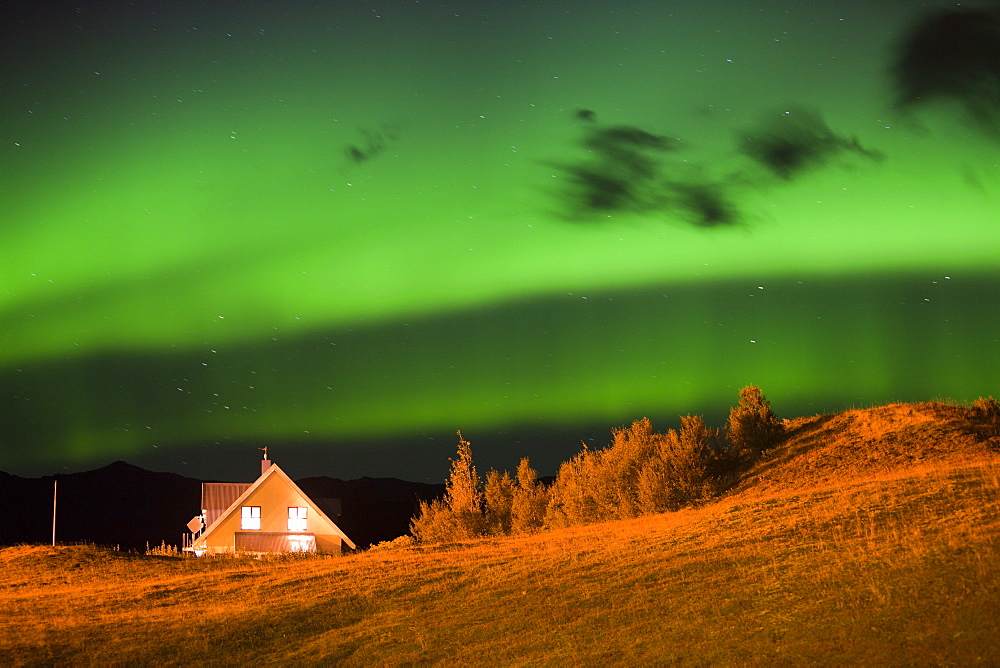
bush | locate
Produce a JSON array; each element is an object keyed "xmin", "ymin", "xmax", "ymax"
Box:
[
  {"xmin": 483, "ymin": 470, "xmax": 515, "ymax": 535},
  {"xmin": 544, "ymin": 450, "xmax": 596, "ymax": 528},
  {"xmin": 587, "ymin": 419, "xmax": 658, "ymax": 520},
  {"xmin": 410, "ymin": 432, "xmax": 484, "ymax": 543},
  {"xmin": 511, "ymin": 458, "xmax": 547, "ymax": 534},
  {"xmin": 410, "ymin": 498, "xmax": 461, "ymax": 544},
  {"xmin": 367, "ymin": 535, "xmax": 417, "ymax": 552},
  {"xmin": 546, "ymin": 416, "xmax": 721, "ymax": 526},
  {"xmin": 725, "ymin": 385, "xmax": 784, "ymax": 457},
  {"xmin": 972, "ymin": 396, "xmax": 1000, "ymax": 440},
  {"xmin": 636, "ymin": 415, "xmax": 720, "ymax": 513},
  {"xmin": 414, "ymin": 387, "xmax": 782, "ymax": 539}
]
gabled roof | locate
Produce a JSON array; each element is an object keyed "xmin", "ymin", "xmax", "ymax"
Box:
[
  {"xmin": 202, "ymin": 482, "xmax": 251, "ymax": 527},
  {"xmin": 196, "ymin": 464, "xmax": 356, "ymax": 550}
]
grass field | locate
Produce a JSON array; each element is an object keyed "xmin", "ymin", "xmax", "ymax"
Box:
[{"xmin": 3, "ymin": 402, "xmax": 999, "ymax": 665}]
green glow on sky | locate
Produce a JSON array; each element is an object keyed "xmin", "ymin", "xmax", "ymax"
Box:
[{"xmin": 1, "ymin": 1, "xmax": 997, "ymax": 479}]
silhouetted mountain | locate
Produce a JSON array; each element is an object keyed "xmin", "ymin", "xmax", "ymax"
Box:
[
  {"xmin": 0, "ymin": 461, "xmax": 202, "ymax": 551},
  {"xmin": 0, "ymin": 461, "xmax": 444, "ymax": 551}
]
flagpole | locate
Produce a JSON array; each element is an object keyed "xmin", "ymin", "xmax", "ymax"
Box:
[{"xmin": 52, "ymin": 480, "xmax": 57, "ymax": 547}]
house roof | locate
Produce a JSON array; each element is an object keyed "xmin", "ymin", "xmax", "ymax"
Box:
[
  {"xmin": 202, "ymin": 482, "xmax": 251, "ymax": 528},
  {"xmin": 196, "ymin": 464, "xmax": 356, "ymax": 550}
]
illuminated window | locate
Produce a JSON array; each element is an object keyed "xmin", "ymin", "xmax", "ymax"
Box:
[
  {"xmin": 241, "ymin": 506, "xmax": 261, "ymax": 530},
  {"xmin": 287, "ymin": 535, "xmax": 316, "ymax": 552},
  {"xmin": 288, "ymin": 506, "xmax": 308, "ymax": 531}
]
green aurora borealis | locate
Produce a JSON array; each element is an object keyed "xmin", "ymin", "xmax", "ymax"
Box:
[{"xmin": 2, "ymin": 1, "xmax": 998, "ymax": 481}]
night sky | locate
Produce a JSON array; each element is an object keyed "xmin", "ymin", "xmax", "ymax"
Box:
[{"xmin": 2, "ymin": 1, "xmax": 998, "ymax": 483}]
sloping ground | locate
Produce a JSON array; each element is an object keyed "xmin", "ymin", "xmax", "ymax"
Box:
[
  {"xmin": 2, "ymin": 402, "xmax": 1000, "ymax": 665},
  {"xmin": 734, "ymin": 401, "xmax": 999, "ymax": 497}
]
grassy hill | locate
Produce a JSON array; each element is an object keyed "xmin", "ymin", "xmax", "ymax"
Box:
[{"xmin": 3, "ymin": 401, "xmax": 999, "ymax": 665}]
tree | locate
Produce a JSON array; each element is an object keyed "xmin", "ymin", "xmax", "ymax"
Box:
[
  {"xmin": 482, "ymin": 469, "xmax": 514, "ymax": 535},
  {"xmin": 636, "ymin": 416, "xmax": 718, "ymax": 513},
  {"xmin": 544, "ymin": 449, "xmax": 595, "ymax": 528},
  {"xmin": 443, "ymin": 431, "xmax": 483, "ymax": 538},
  {"xmin": 725, "ymin": 385, "xmax": 783, "ymax": 457},
  {"xmin": 511, "ymin": 457, "xmax": 547, "ymax": 534},
  {"xmin": 663, "ymin": 415, "xmax": 718, "ymax": 507},
  {"xmin": 593, "ymin": 418, "xmax": 658, "ymax": 519},
  {"xmin": 410, "ymin": 431, "xmax": 484, "ymax": 542},
  {"xmin": 409, "ymin": 498, "xmax": 452, "ymax": 544},
  {"xmin": 548, "ymin": 418, "xmax": 662, "ymax": 523}
]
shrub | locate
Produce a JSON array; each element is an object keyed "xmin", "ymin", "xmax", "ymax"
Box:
[
  {"xmin": 637, "ymin": 415, "xmax": 719, "ymax": 513},
  {"xmin": 414, "ymin": 388, "xmax": 781, "ymax": 539},
  {"xmin": 546, "ymin": 416, "xmax": 721, "ymax": 525},
  {"xmin": 367, "ymin": 535, "xmax": 417, "ymax": 552},
  {"xmin": 483, "ymin": 470, "xmax": 515, "ymax": 535},
  {"xmin": 596, "ymin": 418, "xmax": 660, "ymax": 519},
  {"xmin": 544, "ymin": 450, "xmax": 596, "ymax": 528},
  {"xmin": 410, "ymin": 498, "xmax": 459, "ymax": 544},
  {"xmin": 664, "ymin": 415, "xmax": 719, "ymax": 508},
  {"xmin": 410, "ymin": 432, "xmax": 484, "ymax": 543},
  {"xmin": 972, "ymin": 396, "xmax": 1000, "ymax": 440},
  {"xmin": 725, "ymin": 385, "xmax": 784, "ymax": 457},
  {"xmin": 511, "ymin": 458, "xmax": 547, "ymax": 534}
]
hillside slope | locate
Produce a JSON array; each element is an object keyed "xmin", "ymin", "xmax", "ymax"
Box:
[
  {"xmin": 736, "ymin": 401, "xmax": 998, "ymax": 496},
  {"xmin": 2, "ymin": 401, "xmax": 999, "ymax": 665}
]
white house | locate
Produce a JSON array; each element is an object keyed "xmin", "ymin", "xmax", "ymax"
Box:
[{"xmin": 186, "ymin": 452, "xmax": 356, "ymax": 555}]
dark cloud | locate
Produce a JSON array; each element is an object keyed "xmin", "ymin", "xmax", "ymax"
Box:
[
  {"xmin": 562, "ymin": 165, "xmax": 640, "ymax": 213},
  {"xmin": 344, "ymin": 124, "xmax": 399, "ymax": 164},
  {"xmin": 549, "ymin": 119, "xmax": 742, "ymax": 228},
  {"xmin": 739, "ymin": 107, "xmax": 883, "ymax": 181},
  {"xmin": 552, "ymin": 123, "xmax": 677, "ymax": 217},
  {"xmin": 666, "ymin": 180, "xmax": 742, "ymax": 229},
  {"xmin": 582, "ymin": 125, "xmax": 679, "ymax": 158},
  {"xmin": 548, "ymin": 104, "xmax": 883, "ymax": 230},
  {"xmin": 891, "ymin": 8, "xmax": 1000, "ymax": 137}
]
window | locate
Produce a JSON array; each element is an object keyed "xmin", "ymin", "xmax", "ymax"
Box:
[
  {"xmin": 288, "ymin": 506, "xmax": 308, "ymax": 531},
  {"xmin": 286, "ymin": 535, "xmax": 316, "ymax": 552},
  {"xmin": 241, "ymin": 506, "xmax": 261, "ymax": 530}
]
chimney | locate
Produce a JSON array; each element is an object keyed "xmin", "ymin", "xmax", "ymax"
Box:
[{"xmin": 260, "ymin": 446, "xmax": 272, "ymax": 476}]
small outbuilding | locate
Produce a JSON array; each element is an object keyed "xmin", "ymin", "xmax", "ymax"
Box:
[{"xmin": 186, "ymin": 451, "xmax": 356, "ymax": 556}]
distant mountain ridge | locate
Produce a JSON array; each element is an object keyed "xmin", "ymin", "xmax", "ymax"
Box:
[{"xmin": 0, "ymin": 461, "xmax": 444, "ymax": 550}]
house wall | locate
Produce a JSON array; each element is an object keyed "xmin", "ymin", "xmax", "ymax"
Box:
[
  {"xmin": 315, "ymin": 534, "xmax": 344, "ymax": 554},
  {"xmin": 196, "ymin": 471, "xmax": 345, "ymax": 555}
]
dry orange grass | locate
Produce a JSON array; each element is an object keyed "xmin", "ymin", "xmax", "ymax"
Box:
[
  {"xmin": 2, "ymin": 401, "xmax": 999, "ymax": 665},
  {"xmin": 740, "ymin": 401, "xmax": 996, "ymax": 495}
]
